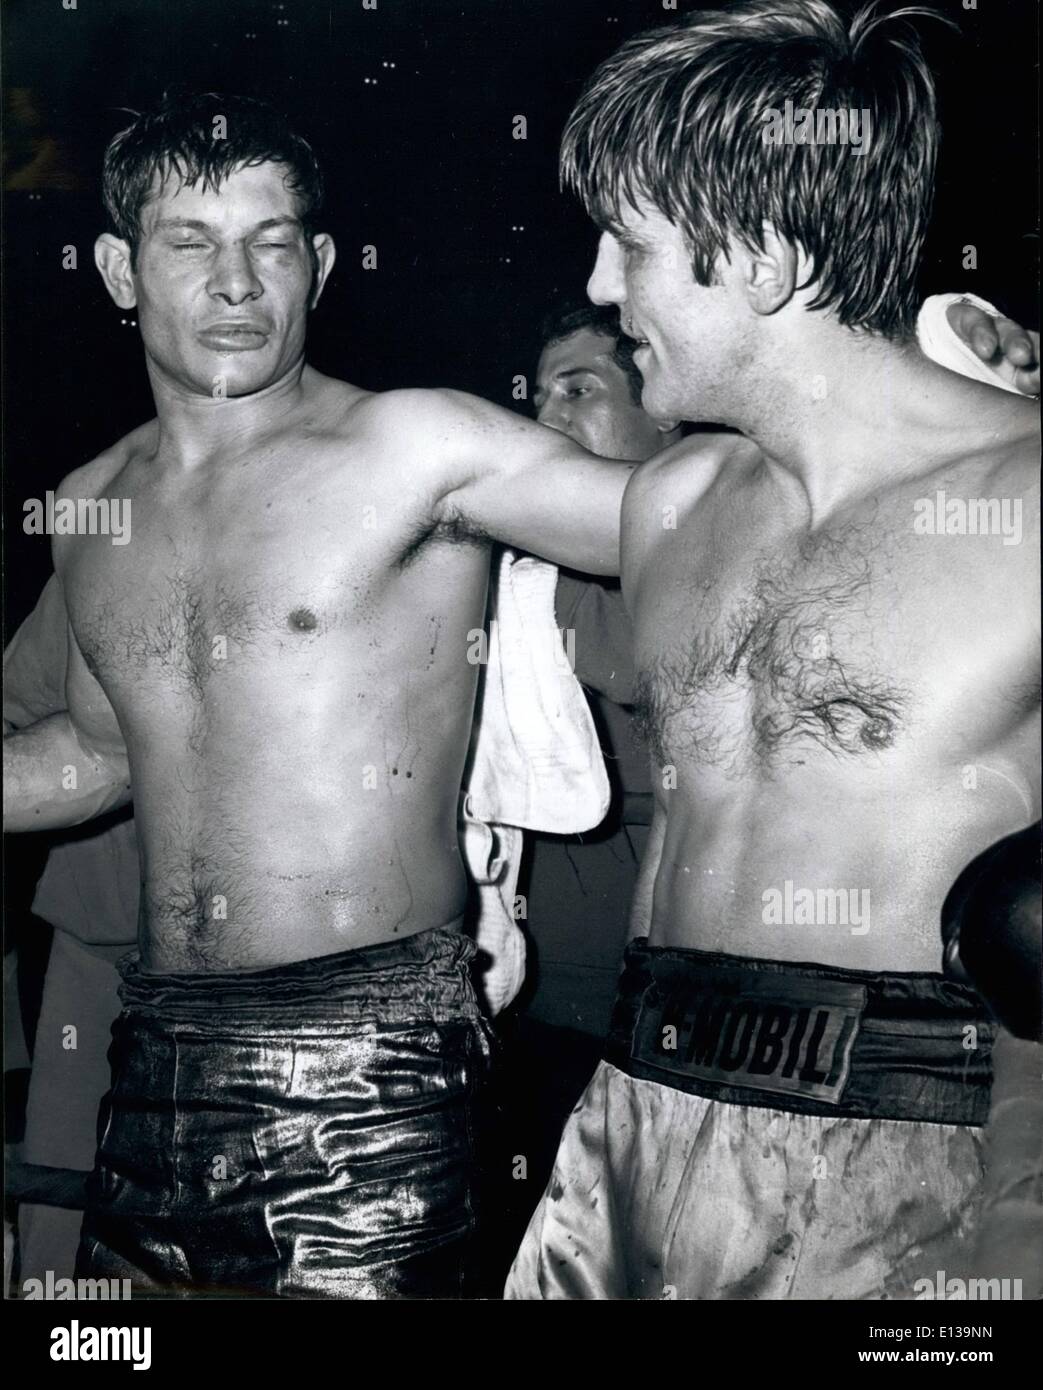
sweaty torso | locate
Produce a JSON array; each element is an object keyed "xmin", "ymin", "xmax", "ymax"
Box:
[
  {"xmin": 56, "ymin": 375, "xmax": 489, "ymax": 971},
  {"xmin": 626, "ymin": 421, "xmax": 1040, "ymax": 973}
]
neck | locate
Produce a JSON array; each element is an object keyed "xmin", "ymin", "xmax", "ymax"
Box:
[
  {"xmin": 147, "ymin": 355, "xmax": 310, "ymax": 468},
  {"xmin": 726, "ymin": 318, "xmax": 958, "ymax": 518}
]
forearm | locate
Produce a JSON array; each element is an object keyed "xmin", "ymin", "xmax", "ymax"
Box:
[
  {"xmin": 4, "ymin": 575, "xmax": 71, "ymax": 727},
  {"xmin": 3, "ymin": 713, "xmax": 131, "ymax": 831}
]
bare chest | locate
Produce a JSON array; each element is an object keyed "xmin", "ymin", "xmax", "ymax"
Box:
[
  {"xmin": 59, "ymin": 447, "xmax": 399, "ymax": 690},
  {"xmin": 633, "ymin": 519, "xmax": 931, "ymax": 773},
  {"xmin": 66, "ymin": 532, "xmax": 347, "ymax": 697}
]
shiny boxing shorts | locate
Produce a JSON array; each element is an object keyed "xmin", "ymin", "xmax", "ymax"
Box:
[
  {"xmin": 77, "ymin": 928, "xmax": 492, "ymax": 1298},
  {"xmin": 507, "ymin": 939, "xmax": 995, "ymax": 1300}
]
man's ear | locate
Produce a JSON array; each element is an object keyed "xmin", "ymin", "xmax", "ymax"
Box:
[
  {"xmin": 94, "ymin": 235, "xmax": 137, "ymax": 309},
  {"xmin": 740, "ymin": 224, "xmax": 804, "ymax": 316},
  {"xmin": 309, "ymin": 234, "xmax": 336, "ymax": 308}
]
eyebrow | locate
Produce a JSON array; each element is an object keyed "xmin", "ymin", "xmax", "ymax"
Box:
[
  {"xmin": 153, "ymin": 216, "xmax": 303, "ymax": 234},
  {"xmin": 533, "ymin": 366, "xmax": 604, "ymax": 405},
  {"xmin": 553, "ymin": 367, "xmax": 601, "ymax": 381}
]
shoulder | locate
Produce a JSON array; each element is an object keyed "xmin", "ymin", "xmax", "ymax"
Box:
[
  {"xmin": 50, "ymin": 420, "xmax": 157, "ymax": 569},
  {"xmin": 56, "ymin": 418, "xmax": 159, "ymax": 503},
  {"xmin": 346, "ymin": 387, "xmax": 557, "ymax": 499},
  {"xmin": 624, "ymin": 428, "xmax": 760, "ymax": 514},
  {"xmin": 355, "ymin": 386, "xmax": 523, "ymax": 441}
]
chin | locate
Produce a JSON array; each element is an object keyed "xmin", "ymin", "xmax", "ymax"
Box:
[{"xmin": 206, "ymin": 360, "xmax": 281, "ymax": 398}]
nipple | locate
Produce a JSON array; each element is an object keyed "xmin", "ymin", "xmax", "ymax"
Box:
[
  {"xmin": 860, "ymin": 717, "xmax": 895, "ymax": 749},
  {"xmin": 288, "ymin": 608, "xmax": 318, "ymax": 632}
]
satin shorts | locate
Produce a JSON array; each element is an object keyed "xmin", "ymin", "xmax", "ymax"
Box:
[
  {"xmin": 507, "ymin": 939, "xmax": 994, "ymax": 1300},
  {"xmin": 78, "ymin": 928, "xmax": 493, "ymax": 1299}
]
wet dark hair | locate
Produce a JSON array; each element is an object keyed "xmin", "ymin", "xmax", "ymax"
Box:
[
  {"xmin": 538, "ymin": 300, "xmax": 644, "ymax": 406},
  {"xmin": 561, "ymin": 1, "xmax": 946, "ymax": 341},
  {"xmin": 101, "ymin": 89, "xmax": 324, "ymax": 261}
]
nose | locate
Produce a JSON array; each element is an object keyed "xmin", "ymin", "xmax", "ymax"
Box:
[
  {"xmin": 206, "ymin": 242, "xmax": 264, "ymax": 306},
  {"xmin": 537, "ymin": 398, "xmax": 572, "ymax": 437},
  {"xmin": 587, "ymin": 232, "xmax": 625, "ymax": 307}
]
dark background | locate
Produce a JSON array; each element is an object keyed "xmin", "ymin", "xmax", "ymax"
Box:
[{"xmin": 2, "ymin": 0, "xmax": 1039, "ymax": 635}]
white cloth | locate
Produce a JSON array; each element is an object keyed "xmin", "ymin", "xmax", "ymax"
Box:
[
  {"xmin": 917, "ymin": 292, "xmax": 1023, "ymax": 394},
  {"xmin": 461, "ymin": 549, "xmax": 609, "ymax": 1014}
]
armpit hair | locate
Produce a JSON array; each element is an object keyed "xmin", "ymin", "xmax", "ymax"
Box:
[{"xmin": 396, "ymin": 506, "xmax": 490, "ymax": 570}]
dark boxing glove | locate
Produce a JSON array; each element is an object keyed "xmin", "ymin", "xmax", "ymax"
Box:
[{"xmin": 941, "ymin": 822, "xmax": 1042, "ymax": 1042}]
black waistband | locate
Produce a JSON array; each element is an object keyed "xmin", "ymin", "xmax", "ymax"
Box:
[
  {"xmin": 605, "ymin": 939, "xmax": 994, "ymax": 1125},
  {"xmin": 116, "ymin": 927, "xmax": 480, "ymax": 1029}
]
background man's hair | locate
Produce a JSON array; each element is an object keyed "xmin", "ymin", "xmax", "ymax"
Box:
[
  {"xmin": 538, "ymin": 299, "xmax": 645, "ymax": 406},
  {"xmin": 102, "ymin": 90, "xmax": 324, "ymax": 259},
  {"xmin": 560, "ymin": 0, "xmax": 947, "ymax": 340}
]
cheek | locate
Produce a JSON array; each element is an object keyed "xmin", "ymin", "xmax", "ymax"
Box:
[
  {"xmin": 136, "ymin": 271, "xmax": 197, "ymax": 319},
  {"xmin": 268, "ymin": 258, "xmax": 313, "ymax": 298}
]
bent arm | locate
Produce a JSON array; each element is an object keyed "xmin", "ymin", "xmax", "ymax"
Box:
[
  {"xmin": 423, "ymin": 389, "xmax": 634, "ymax": 576},
  {"xmin": 5, "ymin": 601, "xmax": 131, "ymax": 832},
  {"xmin": 4, "ymin": 574, "xmax": 70, "ymax": 731},
  {"xmin": 4, "ymin": 711, "xmax": 131, "ymax": 831}
]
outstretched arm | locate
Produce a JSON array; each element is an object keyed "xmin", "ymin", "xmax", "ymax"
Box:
[{"xmin": 418, "ymin": 389, "xmax": 635, "ymax": 576}]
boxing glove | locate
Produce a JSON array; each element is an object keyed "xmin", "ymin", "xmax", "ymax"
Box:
[{"xmin": 941, "ymin": 822, "xmax": 1042, "ymax": 1042}]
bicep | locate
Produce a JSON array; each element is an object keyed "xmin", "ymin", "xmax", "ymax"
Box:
[{"xmin": 432, "ymin": 391, "xmax": 632, "ymax": 576}]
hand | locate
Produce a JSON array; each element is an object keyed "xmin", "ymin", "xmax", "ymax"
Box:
[{"xmin": 947, "ymin": 300, "xmax": 1040, "ymax": 397}]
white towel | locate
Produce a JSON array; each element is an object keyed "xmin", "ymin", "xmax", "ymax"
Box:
[
  {"xmin": 917, "ymin": 292, "xmax": 1022, "ymax": 394},
  {"xmin": 461, "ymin": 548, "xmax": 609, "ymax": 1014}
]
